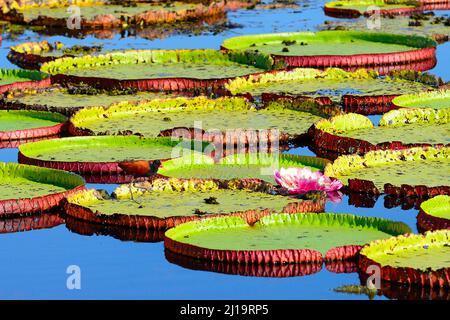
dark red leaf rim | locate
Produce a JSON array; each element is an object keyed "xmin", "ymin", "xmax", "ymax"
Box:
[
  {"xmin": 0, "ymin": 121, "xmax": 66, "ymax": 142},
  {"xmin": 63, "ymin": 178, "xmax": 326, "ymax": 230},
  {"xmin": 417, "ymin": 209, "xmax": 450, "ymax": 232},
  {"xmin": 0, "ymin": 77, "xmax": 51, "ymax": 94}
]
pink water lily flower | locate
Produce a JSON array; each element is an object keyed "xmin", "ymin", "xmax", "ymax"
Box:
[{"xmin": 274, "ymin": 167, "xmax": 343, "ymax": 202}]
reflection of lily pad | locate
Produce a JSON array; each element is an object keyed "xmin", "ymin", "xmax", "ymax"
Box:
[
  {"xmin": 158, "ymin": 153, "xmax": 330, "ymax": 185},
  {"xmin": 64, "ymin": 178, "xmax": 326, "ymax": 229},
  {"xmin": 221, "ymin": 31, "xmax": 436, "ymax": 74},
  {"xmin": 41, "ymin": 50, "xmax": 274, "ymax": 91},
  {"xmin": 165, "ymin": 212, "xmax": 411, "ymax": 263},
  {"xmin": 0, "ymin": 1, "xmax": 255, "ymax": 29},
  {"xmin": 393, "ymin": 90, "xmax": 450, "ymax": 110},
  {"xmin": 18, "ymin": 136, "xmax": 203, "ymax": 179},
  {"xmin": 0, "ymin": 68, "xmax": 48, "ymax": 93},
  {"xmin": 0, "ymin": 213, "xmax": 64, "ymax": 234},
  {"xmin": 0, "ymin": 162, "xmax": 85, "ymax": 217},
  {"xmin": 359, "ymin": 230, "xmax": 450, "ymax": 287},
  {"xmin": 0, "ymin": 110, "xmax": 67, "ymax": 141},
  {"xmin": 324, "ymin": 146, "xmax": 450, "ymax": 196},
  {"xmin": 309, "ymin": 109, "xmax": 450, "ymax": 156},
  {"xmin": 227, "ymin": 68, "xmax": 438, "ymax": 114},
  {"xmin": 69, "ymin": 96, "xmax": 328, "ymax": 143},
  {"xmin": 7, "ymin": 40, "xmax": 104, "ymax": 70},
  {"xmin": 417, "ymin": 195, "xmax": 450, "ymax": 231},
  {"xmin": 3, "ymin": 84, "xmax": 179, "ymax": 116}
]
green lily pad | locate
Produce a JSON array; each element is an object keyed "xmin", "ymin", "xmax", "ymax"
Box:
[
  {"xmin": 0, "ymin": 69, "xmax": 47, "ymax": 86},
  {"xmin": 0, "ymin": 110, "xmax": 66, "ymax": 132},
  {"xmin": 0, "ymin": 162, "xmax": 84, "ymax": 201},
  {"xmin": 4, "ymin": 85, "xmax": 179, "ymax": 115},
  {"xmin": 158, "ymin": 153, "xmax": 330, "ymax": 184},
  {"xmin": 165, "ymin": 213, "xmax": 411, "ymax": 257},
  {"xmin": 226, "ymin": 68, "xmax": 434, "ymax": 100},
  {"xmin": 360, "ymin": 230, "xmax": 450, "ymax": 272},
  {"xmin": 421, "ymin": 195, "xmax": 450, "ymax": 220},
  {"xmin": 18, "ymin": 136, "xmax": 204, "ymax": 163},
  {"xmin": 316, "ymin": 109, "xmax": 450, "ymax": 146},
  {"xmin": 41, "ymin": 50, "xmax": 272, "ymax": 80},
  {"xmin": 70, "ymin": 96, "xmax": 326, "ymax": 138},
  {"xmin": 393, "ymin": 90, "xmax": 450, "ymax": 110},
  {"xmin": 322, "ymin": 13, "xmax": 450, "ymax": 43},
  {"xmin": 325, "ymin": 0, "xmax": 419, "ymax": 15},
  {"xmin": 221, "ymin": 30, "xmax": 434, "ymax": 56},
  {"xmin": 325, "ymin": 146, "xmax": 450, "ymax": 190}
]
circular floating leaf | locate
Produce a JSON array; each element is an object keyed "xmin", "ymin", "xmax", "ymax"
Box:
[
  {"xmin": 18, "ymin": 136, "xmax": 205, "ymax": 181},
  {"xmin": 227, "ymin": 68, "xmax": 438, "ymax": 114},
  {"xmin": 41, "ymin": 50, "xmax": 274, "ymax": 91},
  {"xmin": 0, "ymin": 68, "xmax": 49, "ymax": 93},
  {"xmin": 359, "ymin": 230, "xmax": 450, "ymax": 287},
  {"xmin": 0, "ymin": 162, "xmax": 85, "ymax": 217},
  {"xmin": 69, "ymin": 96, "xmax": 326, "ymax": 143},
  {"xmin": 309, "ymin": 109, "xmax": 449, "ymax": 156},
  {"xmin": 0, "ymin": 110, "xmax": 67, "ymax": 142},
  {"xmin": 64, "ymin": 178, "xmax": 326, "ymax": 230},
  {"xmin": 158, "ymin": 153, "xmax": 330, "ymax": 184},
  {"xmin": 393, "ymin": 89, "xmax": 450, "ymax": 110},
  {"xmin": 0, "ymin": 1, "xmax": 255, "ymax": 29},
  {"xmin": 221, "ymin": 31, "xmax": 437, "ymax": 74},
  {"xmin": 324, "ymin": 146, "xmax": 450, "ymax": 196},
  {"xmin": 7, "ymin": 40, "xmax": 104, "ymax": 70},
  {"xmin": 3, "ymin": 84, "xmax": 180, "ymax": 116},
  {"xmin": 324, "ymin": 0, "xmax": 422, "ymax": 18},
  {"xmin": 164, "ymin": 212, "xmax": 411, "ymax": 264},
  {"xmin": 418, "ymin": 195, "xmax": 450, "ymax": 231}
]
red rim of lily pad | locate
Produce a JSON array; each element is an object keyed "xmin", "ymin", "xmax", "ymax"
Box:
[
  {"xmin": 63, "ymin": 177, "xmax": 327, "ymax": 230},
  {"xmin": 164, "ymin": 212, "xmax": 411, "ymax": 264},
  {"xmin": 417, "ymin": 195, "xmax": 450, "ymax": 232},
  {"xmin": 42, "ymin": 49, "xmax": 275, "ymax": 93},
  {"xmin": 0, "ymin": 69, "xmax": 50, "ymax": 94},
  {"xmin": 0, "ymin": 110, "xmax": 67, "ymax": 142},
  {"xmin": 0, "ymin": 135, "xmax": 62, "ymax": 149},
  {"xmin": 0, "ymin": 1, "xmax": 256, "ymax": 29},
  {"xmin": 324, "ymin": 0, "xmax": 427, "ymax": 18},
  {"xmin": 64, "ymin": 215, "xmax": 165, "ymax": 243},
  {"xmin": 0, "ymin": 162, "xmax": 85, "ymax": 217},
  {"xmin": 358, "ymin": 230, "xmax": 450, "ymax": 288},
  {"xmin": 221, "ymin": 31, "xmax": 437, "ymax": 75},
  {"xmin": 17, "ymin": 136, "xmax": 201, "ymax": 180},
  {"xmin": 0, "ymin": 212, "xmax": 64, "ymax": 234},
  {"xmin": 324, "ymin": 146, "xmax": 450, "ymax": 197},
  {"xmin": 308, "ymin": 110, "xmax": 449, "ymax": 157}
]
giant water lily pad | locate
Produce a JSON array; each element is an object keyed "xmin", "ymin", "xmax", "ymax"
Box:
[
  {"xmin": 41, "ymin": 50, "xmax": 274, "ymax": 91},
  {"xmin": 0, "ymin": 110, "xmax": 67, "ymax": 142},
  {"xmin": 158, "ymin": 153, "xmax": 330, "ymax": 184},
  {"xmin": 3, "ymin": 84, "xmax": 179, "ymax": 116},
  {"xmin": 324, "ymin": 0, "xmax": 421, "ymax": 18},
  {"xmin": 164, "ymin": 212, "xmax": 411, "ymax": 264},
  {"xmin": 324, "ymin": 146, "xmax": 450, "ymax": 196},
  {"xmin": 0, "ymin": 68, "xmax": 48, "ymax": 93},
  {"xmin": 8, "ymin": 40, "xmax": 104, "ymax": 70},
  {"xmin": 0, "ymin": 162, "xmax": 85, "ymax": 217},
  {"xmin": 18, "ymin": 136, "xmax": 205, "ymax": 182},
  {"xmin": 359, "ymin": 230, "xmax": 450, "ymax": 287},
  {"xmin": 393, "ymin": 90, "xmax": 450, "ymax": 110},
  {"xmin": 69, "ymin": 96, "xmax": 329, "ymax": 143},
  {"xmin": 0, "ymin": 0, "xmax": 255, "ymax": 29},
  {"xmin": 226, "ymin": 68, "xmax": 438, "ymax": 114},
  {"xmin": 309, "ymin": 109, "xmax": 450, "ymax": 156},
  {"xmin": 64, "ymin": 178, "xmax": 326, "ymax": 229},
  {"xmin": 221, "ymin": 31, "xmax": 437, "ymax": 74},
  {"xmin": 417, "ymin": 195, "xmax": 450, "ymax": 231}
]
